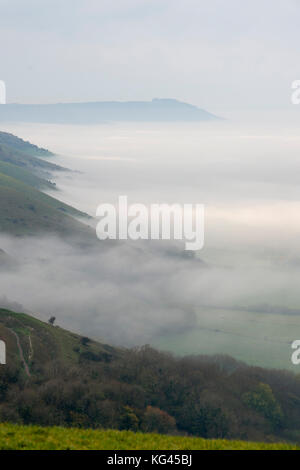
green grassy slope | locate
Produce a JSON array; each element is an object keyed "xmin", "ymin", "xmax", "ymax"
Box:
[
  {"xmin": 0, "ymin": 172, "xmax": 86, "ymax": 218},
  {"xmin": 1, "ymin": 309, "xmax": 300, "ymax": 444},
  {"xmin": 0, "ymin": 172, "xmax": 91, "ymax": 235},
  {"xmin": 0, "ymin": 160, "xmax": 56, "ymax": 190},
  {"xmin": 0, "ymin": 131, "xmax": 53, "ymax": 157},
  {"xmin": 0, "ymin": 308, "xmax": 118, "ymax": 374},
  {"xmin": 0, "ymin": 130, "xmax": 93, "ymax": 237},
  {"xmin": 0, "ymin": 424, "xmax": 298, "ymax": 450},
  {"xmin": 0, "ymin": 143, "xmax": 63, "ymax": 178}
]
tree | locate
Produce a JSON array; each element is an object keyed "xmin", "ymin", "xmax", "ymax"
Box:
[
  {"xmin": 81, "ymin": 337, "xmax": 91, "ymax": 346},
  {"xmin": 119, "ymin": 406, "xmax": 139, "ymax": 431},
  {"xmin": 48, "ymin": 316, "xmax": 56, "ymax": 326},
  {"xmin": 141, "ymin": 406, "xmax": 177, "ymax": 434},
  {"xmin": 243, "ymin": 382, "xmax": 283, "ymax": 430}
]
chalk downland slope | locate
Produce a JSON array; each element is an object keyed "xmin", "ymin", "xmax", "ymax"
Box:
[
  {"xmin": 0, "ymin": 131, "xmax": 53, "ymax": 158},
  {"xmin": 0, "ymin": 308, "xmax": 118, "ymax": 372},
  {"xmin": 0, "ymin": 131, "xmax": 93, "ymax": 237}
]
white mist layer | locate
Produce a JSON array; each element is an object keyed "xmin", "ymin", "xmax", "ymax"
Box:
[{"xmin": 0, "ymin": 116, "xmax": 300, "ymax": 367}]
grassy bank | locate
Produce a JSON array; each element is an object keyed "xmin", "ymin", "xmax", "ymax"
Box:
[{"xmin": 0, "ymin": 424, "xmax": 298, "ymax": 450}]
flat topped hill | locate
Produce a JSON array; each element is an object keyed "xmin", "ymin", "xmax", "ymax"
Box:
[{"xmin": 0, "ymin": 99, "xmax": 220, "ymax": 123}]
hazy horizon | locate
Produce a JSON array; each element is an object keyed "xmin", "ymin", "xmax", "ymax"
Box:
[{"xmin": 1, "ymin": 0, "xmax": 300, "ymax": 114}]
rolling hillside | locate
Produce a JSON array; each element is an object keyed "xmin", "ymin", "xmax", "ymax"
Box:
[
  {"xmin": 0, "ymin": 141, "xmax": 63, "ymax": 179},
  {"xmin": 0, "ymin": 131, "xmax": 92, "ymax": 237},
  {"xmin": 0, "ymin": 308, "xmax": 300, "ymax": 445},
  {"xmin": 0, "ymin": 131, "xmax": 53, "ymax": 157},
  {"xmin": 0, "ymin": 160, "xmax": 56, "ymax": 190},
  {"xmin": 0, "ymin": 172, "xmax": 91, "ymax": 236},
  {"xmin": 0, "ymin": 308, "xmax": 119, "ymax": 374}
]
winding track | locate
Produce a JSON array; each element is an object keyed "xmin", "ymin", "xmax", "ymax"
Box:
[{"xmin": 9, "ymin": 328, "xmax": 31, "ymax": 377}]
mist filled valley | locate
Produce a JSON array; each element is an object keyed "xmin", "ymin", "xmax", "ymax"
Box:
[
  {"xmin": 4, "ymin": 0, "xmax": 300, "ymax": 451},
  {"xmin": 0, "ymin": 116, "xmax": 299, "ymax": 370}
]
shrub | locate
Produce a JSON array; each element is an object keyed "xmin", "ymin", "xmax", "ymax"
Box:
[
  {"xmin": 141, "ymin": 406, "xmax": 177, "ymax": 434},
  {"xmin": 243, "ymin": 383, "xmax": 283, "ymax": 430}
]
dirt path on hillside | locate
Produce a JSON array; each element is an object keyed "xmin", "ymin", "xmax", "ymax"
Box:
[{"xmin": 9, "ymin": 329, "xmax": 31, "ymax": 377}]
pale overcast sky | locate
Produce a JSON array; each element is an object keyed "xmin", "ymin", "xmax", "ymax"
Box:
[{"xmin": 1, "ymin": 0, "xmax": 300, "ymax": 111}]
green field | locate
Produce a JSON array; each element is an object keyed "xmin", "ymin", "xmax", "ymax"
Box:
[
  {"xmin": 0, "ymin": 424, "xmax": 298, "ymax": 450},
  {"xmin": 153, "ymin": 306, "xmax": 300, "ymax": 370}
]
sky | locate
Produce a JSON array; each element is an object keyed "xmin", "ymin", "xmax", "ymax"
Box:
[{"xmin": 1, "ymin": 0, "xmax": 300, "ymax": 112}]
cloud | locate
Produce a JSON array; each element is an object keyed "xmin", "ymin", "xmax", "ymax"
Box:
[
  {"xmin": 0, "ymin": 234, "xmax": 202, "ymax": 344},
  {"xmin": 0, "ymin": 118, "xmax": 299, "ymax": 348}
]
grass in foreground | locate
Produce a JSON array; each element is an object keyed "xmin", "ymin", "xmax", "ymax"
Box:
[{"xmin": 0, "ymin": 424, "xmax": 299, "ymax": 450}]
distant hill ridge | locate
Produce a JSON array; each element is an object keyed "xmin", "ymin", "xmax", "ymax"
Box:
[{"xmin": 0, "ymin": 98, "xmax": 219, "ymax": 124}]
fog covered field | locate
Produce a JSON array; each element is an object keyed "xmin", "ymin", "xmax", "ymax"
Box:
[{"xmin": 1, "ymin": 114, "xmax": 300, "ymax": 369}]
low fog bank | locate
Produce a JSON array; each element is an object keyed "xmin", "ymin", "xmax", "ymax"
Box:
[
  {"xmin": 0, "ymin": 233, "xmax": 299, "ymax": 348},
  {"xmin": 0, "ymin": 234, "xmax": 202, "ymax": 344},
  {"xmin": 0, "ymin": 118, "xmax": 300, "ymax": 361}
]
